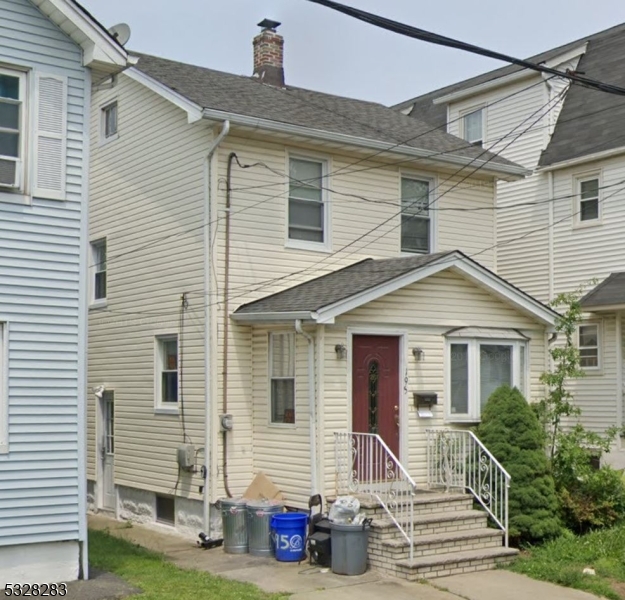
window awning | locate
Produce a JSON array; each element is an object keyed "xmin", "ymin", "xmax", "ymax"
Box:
[{"xmin": 444, "ymin": 327, "xmax": 530, "ymax": 341}]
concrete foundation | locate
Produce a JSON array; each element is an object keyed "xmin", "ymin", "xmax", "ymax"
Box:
[{"xmin": 0, "ymin": 541, "xmax": 79, "ymax": 585}]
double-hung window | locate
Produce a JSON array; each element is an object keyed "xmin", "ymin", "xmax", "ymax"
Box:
[
  {"xmin": 91, "ymin": 239, "xmax": 107, "ymax": 303},
  {"xmin": 401, "ymin": 177, "xmax": 432, "ymax": 254},
  {"xmin": 577, "ymin": 176, "xmax": 600, "ymax": 223},
  {"xmin": 269, "ymin": 332, "xmax": 295, "ymax": 424},
  {"xmin": 288, "ymin": 157, "xmax": 327, "ymax": 247},
  {"xmin": 102, "ymin": 102, "xmax": 118, "ymax": 141},
  {"xmin": 578, "ymin": 323, "xmax": 600, "ymax": 369},
  {"xmin": 448, "ymin": 338, "xmax": 528, "ymax": 421},
  {"xmin": 156, "ymin": 335, "xmax": 179, "ymax": 407},
  {"xmin": 0, "ymin": 69, "xmax": 25, "ymax": 190},
  {"xmin": 462, "ymin": 108, "xmax": 483, "ymax": 146}
]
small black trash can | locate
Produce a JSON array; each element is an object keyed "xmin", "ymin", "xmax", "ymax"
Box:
[{"xmin": 329, "ymin": 520, "xmax": 370, "ymax": 575}]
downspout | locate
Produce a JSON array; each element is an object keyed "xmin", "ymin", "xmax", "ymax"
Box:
[
  {"xmin": 203, "ymin": 120, "xmax": 230, "ymax": 538},
  {"xmin": 616, "ymin": 311, "xmax": 623, "ymax": 450},
  {"xmin": 221, "ymin": 152, "xmax": 238, "ymax": 499},
  {"xmin": 295, "ymin": 319, "xmax": 318, "ymax": 495},
  {"xmin": 547, "ymin": 171, "xmax": 554, "ymax": 300}
]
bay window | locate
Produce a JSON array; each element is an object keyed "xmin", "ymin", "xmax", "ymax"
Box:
[{"xmin": 448, "ymin": 338, "xmax": 528, "ymax": 421}]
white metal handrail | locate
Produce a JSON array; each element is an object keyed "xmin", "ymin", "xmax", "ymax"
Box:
[
  {"xmin": 335, "ymin": 432, "xmax": 417, "ymax": 560},
  {"xmin": 426, "ymin": 428, "xmax": 510, "ymax": 546}
]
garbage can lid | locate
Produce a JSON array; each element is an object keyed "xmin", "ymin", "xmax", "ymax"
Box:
[
  {"xmin": 329, "ymin": 521, "xmax": 370, "ymax": 531},
  {"xmin": 246, "ymin": 499, "xmax": 284, "ymax": 510},
  {"xmin": 220, "ymin": 497, "xmax": 248, "ymax": 507}
]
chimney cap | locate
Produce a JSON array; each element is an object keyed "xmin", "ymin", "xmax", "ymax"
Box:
[{"xmin": 257, "ymin": 18, "xmax": 281, "ymax": 31}]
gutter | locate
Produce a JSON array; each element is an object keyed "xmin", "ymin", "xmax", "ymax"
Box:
[
  {"xmin": 295, "ymin": 320, "xmax": 318, "ymax": 495},
  {"xmin": 203, "ymin": 120, "xmax": 230, "ymax": 539},
  {"xmin": 201, "ymin": 108, "xmax": 529, "ymax": 180}
]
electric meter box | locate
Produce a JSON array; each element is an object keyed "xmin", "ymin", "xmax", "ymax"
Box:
[{"xmin": 177, "ymin": 443, "xmax": 195, "ymax": 471}]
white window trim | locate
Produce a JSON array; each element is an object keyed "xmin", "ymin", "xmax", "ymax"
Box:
[
  {"xmin": 89, "ymin": 237, "xmax": 107, "ymax": 308},
  {"xmin": 578, "ymin": 320, "xmax": 602, "ymax": 373},
  {"xmin": 0, "ymin": 322, "xmax": 8, "ymax": 454},
  {"xmin": 100, "ymin": 100, "xmax": 119, "ymax": 145},
  {"xmin": 285, "ymin": 152, "xmax": 331, "ymax": 253},
  {"xmin": 154, "ymin": 334, "xmax": 179, "ymax": 414},
  {"xmin": 573, "ymin": 170, "xmax": 602, "ymax": 228},
  {"xmin": 399, "ymin": 172, "xmax": 437, "ymax": 255},
  {"xmin": 268, "ymin": 331, "xmax": 296, "ymax": 428},
  {"xmin": 460, "ymin": 105, "xmax": 486, "ymax": 146},
  {"xmin": 445, "ymin": 337, "xmax": 528, "ymax": 423},
  {"xmin": 0, "ymin": 67, "xmax": 28, "ymax": 196}
]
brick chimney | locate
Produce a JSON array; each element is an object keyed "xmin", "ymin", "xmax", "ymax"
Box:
[{"xmin": 253, "ymin": 19, "xmax": 284, "ymax": 87}]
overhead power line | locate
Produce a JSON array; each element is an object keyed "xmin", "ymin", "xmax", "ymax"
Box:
[{"xmin": 306, "ymin": 0, "xmax": 625, "ymax": 96}]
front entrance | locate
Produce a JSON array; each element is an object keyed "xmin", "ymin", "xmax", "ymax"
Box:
[
  {"xmin": 98, "ymin": 391, "xmax": 116, "ymax": 512},
  {"xmin": 352, "ymin": 335, "xmax": 401, "ymax": 458}
]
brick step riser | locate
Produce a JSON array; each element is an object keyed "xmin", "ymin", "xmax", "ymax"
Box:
[
  {"xmin": 359, "ymin": 498, "xmax": 474, "ymax": 519},
  {"xmin": 371, "ymin": 517, "xmax": 487, "ymax": 541},
  {"xmin": 372, "ymin": 535, "xmax": 504, "ymax": 560}
]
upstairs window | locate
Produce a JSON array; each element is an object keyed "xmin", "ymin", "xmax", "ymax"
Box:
[
  {"xmin": 578, "ymin": 177, "xmax": 600, "ymax": 222},
  {"xmin": 101, "ymin": 102, "xmax": 118, "ymax": 141},
  {"xmin": 156, "ymin": 335, "xmax": 179, "ymax": 406},
  {"xmin": 91, "ymin": 239, "xmax": 107, "ymax": 303},
  {"xmin": 288, "ymin": 157, "xmax": 327, "ymax": 248},
  {"xmin": 0, "ymin": 70, "xmax": 25, "ymax": 191},
  {"xmin": 269, "ymin": 332, "xmax": 295, "ymax": 424},
  {"xmin": 578, "ymin": 323, "xmax": 600, "ymax": 369},
  {"xmin": 462, "ymin": 108, "xmax": 483, "ymax": 146},
  {"xmin": 401, "ymin": 177, "xmax": 431, "ymax": 254}
]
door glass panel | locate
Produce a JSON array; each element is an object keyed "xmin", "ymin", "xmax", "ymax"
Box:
[
  {"xmin": 104, "ymin": 393, "xmax": 114, "ymax": 455},
  {"xmin": 368, "ymin": 360, "xmax": 379, "ymax": 434}
]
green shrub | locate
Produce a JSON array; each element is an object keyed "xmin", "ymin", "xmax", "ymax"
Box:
[
  {"xmin": 476, "ymin": 385, "xmax": 561, "ymax": 545},
  {"xmin": 552, "ymin": 425, "xmax": 625, "ymax": 533}
]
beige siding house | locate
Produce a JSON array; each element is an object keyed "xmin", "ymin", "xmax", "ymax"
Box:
[
  {"xmin": 87, "ymin": 20, "xmax": 557, "ymax": 575},
  {"xmin": 396, "ymin": 23, "xmax": 625, "ymax": 467}
]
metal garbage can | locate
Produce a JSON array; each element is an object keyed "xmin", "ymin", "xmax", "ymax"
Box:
[
  {"xmin": 330, "ymin": 521, "xmax": 370, "ymax": 575},
  {"xmin": 246, "ymin": 499, "xmax": 284, "ymax": 557},
  {"xmin": 221, "ymin": 498, "xmax": 248, "ymax": 554}
]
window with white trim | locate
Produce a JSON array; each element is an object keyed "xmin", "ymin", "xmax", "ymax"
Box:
[
  {"xmin": 288, "ymin": 157, "xmax": 326, "ymax": 246},
  {"xmin": 578, "ymin": 323, "xmax": 600, "ymax": 369},
  {"xmin": 269, "ymin": 332, "xmax": 295, "ymax": 424},
  {"xmin": 91, "ymin": 239, "xmax": 107, "ymax": 302},
  {"xmin": 462, "ymin": 108, "xmax": 483, "ymax": 146},
  {"xmin": 448, "ymin": 338, "xmax": 528, "ymax": 421},
  {"xmin": 0, "ymin": 69, "xmax": 25, "ymax": 191},
  {"xmin": 101, "ymin": 102, "xmax": 118, "ymax": 141},
  {"xmin": 401, "ymin": 176, "xmax": 432, "ymax": 254},
  {"xmin": 156, "ymin": 335, "xmax": 179, "ymax": 406},
  {"xmin": 577, "ymin": 176, "xmax": 600, "ymax": 222}
]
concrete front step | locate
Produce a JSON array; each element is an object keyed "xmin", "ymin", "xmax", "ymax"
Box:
[
  {"xmin": 371, "ymin": 509, "xmax": 488, "ymax": 539},
  {"xmin": 378, "ymin": 527, "xmax": 504, "ymax": 559},
  {"xmin": 395, "ymin": 547, "xmax": 519, "ymax": 580}
]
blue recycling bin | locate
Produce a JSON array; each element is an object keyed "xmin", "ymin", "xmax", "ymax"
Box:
[{"xmin": 271, "ymin": 513, "xmax": 308, "ymax": 562}]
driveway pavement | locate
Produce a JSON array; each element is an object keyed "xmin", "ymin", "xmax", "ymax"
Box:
[{"xmin": 87, "ymin": 513, "xmax": 601, "ymax": 600}]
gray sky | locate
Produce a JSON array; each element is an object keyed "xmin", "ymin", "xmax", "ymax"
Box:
[{"xmin": 81, "ymin": 0, "xmax": 625, "ymax": 106}]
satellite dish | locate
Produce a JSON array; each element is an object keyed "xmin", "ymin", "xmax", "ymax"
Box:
[{"xmin": 108, "ymin": 23, "xmax": 131, "ymax": 47}]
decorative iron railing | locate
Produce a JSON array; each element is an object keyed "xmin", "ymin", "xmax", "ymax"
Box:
[
  {"xmin": 334, "ymin": 431, "xmax": 417, "ymax": 560},
  {"xmin": 426, "ymin": 428, "xmax": 510, "ymax": 546}
]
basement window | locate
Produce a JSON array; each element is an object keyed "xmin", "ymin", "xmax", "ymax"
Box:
[{"xmin": 155, "ymin": 495, "xmax": 175, "ymax": 526}]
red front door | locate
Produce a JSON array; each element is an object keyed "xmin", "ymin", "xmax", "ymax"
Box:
[{"xmin": 352, "ymin": 335, "xmax": 400, "ymax": 458}]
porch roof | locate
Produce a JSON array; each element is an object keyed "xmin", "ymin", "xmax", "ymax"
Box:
[
  {"xmin": 232, "ymin": 250, "xmax": 559, "ymax": 326},
  {"xmin": 580, "ymin": 272, "xmax": 625, "ymax": 311}
]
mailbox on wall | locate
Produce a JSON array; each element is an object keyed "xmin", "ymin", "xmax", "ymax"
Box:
[{"xmin": 413, "ymin": 392, "xmax": 438, "ymax": 418}]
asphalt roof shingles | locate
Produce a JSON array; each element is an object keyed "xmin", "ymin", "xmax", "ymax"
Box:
[
  {"xmin": 396, "ymin": 22, "xmax": 625, "ymax": 167},
  {"xmin": 132, "ymin": 52, "xmax": 517, "ymax": 169},
  {"xmin": 580, "ymin": 272, "xmax": 625, "ymax": 307}
]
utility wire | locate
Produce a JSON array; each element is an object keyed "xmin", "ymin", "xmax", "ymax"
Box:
[{"xmin": 306, "ymin": 0, "xmax": 625, "ymax": 96}]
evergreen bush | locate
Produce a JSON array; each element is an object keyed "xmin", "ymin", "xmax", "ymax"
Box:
[{"xmin": 476, "ymin": 385, "xmax": 561, "ymax": 545}]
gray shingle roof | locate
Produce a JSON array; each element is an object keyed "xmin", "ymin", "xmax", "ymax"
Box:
[
  {"xmin": 235, "ymin": 252, "xmax": 453, "ymax": 315},
  {"xmin": 395, "ymin": 23, "xmax": 625, "ymax": 167},
  {"xmin": 131, "ymin": 53, "xmax": 518, "ymax": 170},
  {"xmin": 580, "ymin": 272, "xmax": 625, "ymax": 308}
]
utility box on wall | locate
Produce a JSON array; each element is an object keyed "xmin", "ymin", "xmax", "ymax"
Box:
[{"xmin": 177, "ymin": 443, "xmax": 195, "ymax": 471}]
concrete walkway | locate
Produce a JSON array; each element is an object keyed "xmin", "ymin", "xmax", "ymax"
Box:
[{"xmin": 88, "ymin": 514, "xmax": 601, "ymax": 600}]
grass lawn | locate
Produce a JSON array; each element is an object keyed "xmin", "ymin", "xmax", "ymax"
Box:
[
  {"xmin": 89, "ymin": 528, "xmax": 288, "ymax": 600},
  {"xmin": 506, "ymin": 525, "xmax": 625, "ymax": 600}
]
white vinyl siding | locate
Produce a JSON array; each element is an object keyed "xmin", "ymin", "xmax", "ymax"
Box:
[
  {"xmin": 0, "ymin": 0, "xmax": 86, "ymax": 549},
  {"xmin": 401, "ymin": 176, "xmax": 432, "ymax": 254}
]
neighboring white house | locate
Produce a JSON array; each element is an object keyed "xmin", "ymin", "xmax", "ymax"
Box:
[
  {"xmin": 396, "ymin": 23, "xmax": 625, "ymax": 466},
  {"xmin": 86, "ymin": 19, "xmax": 558, "ymax": 577},
  {"xmin": 0, "ymin": 0, "xmax": 130, "ymax": 584}
]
